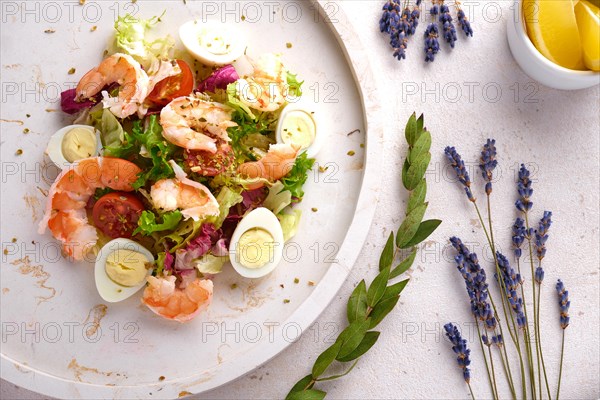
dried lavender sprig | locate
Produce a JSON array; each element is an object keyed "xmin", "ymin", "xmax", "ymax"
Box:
[
  {"xmin": 556, "ymin": 279, "xmax": 570, "ymax": 400},
  {"xmin": 496, "ymin": 252, "xmax": 527, "ymax": 328},
  {"xmin": 439, "ymin": 3, "xmax": 457, "ymax": 48},
  {"xmin": 535, "ymin": 211, "xmax": 552, "ymax": 261},
  {"xmin": 479, "ymin": 139, "xmax": 497, "ymax": 195},
  {"xmin": 556, "ymin": 279, "xmax": 570, "ymax": 329},
  {"xmin": 515, "ymin": 164, "xmax": 533, "ymax": 212},
  {"xmin": 456, "ymin": 8, "xmax": 473, "ymax": 37},
  {"xmin": 424, "ymin": 23, "xmax": 440, "ymax": 62},
  {"xmin": 444, "ymin": 146, "xmax": 475, "ymax": 201},
  {"xmin": 379, "ymin": 0, "xmax": 400, "ymax": 33},
  {"xmin": 512, "ymin": 218, "xmax": 526, "ymax": 259},
  {"xmin": 444, "ymin": 323, "xmax": 472, "ymax": 385}
]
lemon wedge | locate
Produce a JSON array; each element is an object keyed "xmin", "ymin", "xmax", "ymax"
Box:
[
  {"xmin": 575, "ymin": 0, "xmax": 600, "ymax": 71},
  {"xmin": 523, "ymin": 0, "xmax": 586, "ymax": 70}
]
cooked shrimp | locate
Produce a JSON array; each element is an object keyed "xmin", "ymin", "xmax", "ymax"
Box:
[
  {"xmin": 238, "ymin": 143, "xmax": 300, "ymax": 189},
  {"xmin": 76, "ymin": 53, "xmax": 149, "ymax": 119},
  {"xmin": 236, "ymin": 53, "xmax": 287, "ymax": 112},
  {"xmin": 150, "ymin": 160, "xmax": 219, "ymax": 220},
  {"xmin": 141, "ymin": 275, "xmax": 213, "ymax": 322},
  {"xmin": 38, "ymin": 157, "xmax": 142, "ymax": 261},
  {"xmin": 160, "ymin": 95, "xmax": 237, "ymax": 153}
]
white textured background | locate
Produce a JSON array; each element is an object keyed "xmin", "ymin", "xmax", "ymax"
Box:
[{"xmin": 2, "ymin": 0, "xmax": 599, "ymax": 399}]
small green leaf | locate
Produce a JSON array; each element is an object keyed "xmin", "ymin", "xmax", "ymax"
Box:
[
  {"xmin": 312, "ymin": 341, "xmax": 341, "ymax": 377},
  {"xmin": 401, "ymin": 158, "xmax": 410, "ymax": 188},
  {"xmin": 403, "ymin": 219, "xmax": 442, "ymax": 248},
  {"xmin": 336, "ymin": 319, "xmax": 371, "ymax": 360},
  {"xmin": 369, "ymin": 297, "xmax": 400, "ymax": 329},
  {"xmin": 383, "ymin": 279, "xmax": 409, "ymax": 300},
  {"xmin": 368, "ymin": 281, "xmax": 409, "ymax": 329},
  {"xmin": 409, "ymin": 131, "xmax": 432, "ymax": 164},
  {"xmin": 347, "ymin": 280, "xmax": 368, "ymax": 323},
  {"xmin": 287, "ymin": 389, "xmax": 327, "ymax": 400},
  {"xmin": 336, "ymin": 331, "xmax": 380, "ymax": 362},
  {"xmin": 405, "ymin": 153, "xmax": 431, "ymax": 190},
  {"xmin": 405, "ymin": 112, "xmax": 417, "ymax": 146},
  {"xmin": 416, "ymin": 113, "xmax": 424, "ymax": 133},
  {"xmin": 406, "ymin": 179, "xmax": 427, "ymax": 215},
  {"xmin": 366, "ymin": 266, "xmax": 391, "ymax": 307},
  {"xmin": 286, "ymin": 375, "xmax": 315, "ymax": 399},
  {"xmin": 378, "ymin": 232, "xmax": 395, "ymax": 271},
  {"xmin": 396, "ymin": 203, "xmax": 428, "ymax": 248},
  {"xmin": 390, "ymin": 248, "xmax": 417, "ymax": 279}
]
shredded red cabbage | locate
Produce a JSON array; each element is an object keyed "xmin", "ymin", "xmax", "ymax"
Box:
[
  {"xmin": 197, "ymin": 65, "xmax": 239, "ymax": 93},
  {"xmin": 174, "ymin": 223, "xmax": 224, "ymax": 271},
  {"xmin": 60, "ymin": 88, "xmax": 96, "ymax": 115}
]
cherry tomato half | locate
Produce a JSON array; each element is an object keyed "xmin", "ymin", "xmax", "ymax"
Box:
[
  {"xmin": 92, "ymin": 192, "xmax": 144, "ymax": 239},
  {"xmin": 146, "ymin": 60, "xmax": 194, "ymax": 106},
  {"xmin": 184, "ymin": 143, "xmax": 234, "ymax": 176}
]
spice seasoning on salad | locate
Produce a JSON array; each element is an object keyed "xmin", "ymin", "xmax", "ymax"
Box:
[
  {"xmin": 90, "ymin": 26, "xmax": 97, "ymax": 32},
  {"xmin": 311, "ymin": 207, "xmax": 318, "ymax": 212},
  {"xmin": 286, "ymin": 42, "xmax": 293, "ymax": 48},
  {"xmin": 15, "ymin": 149, "xmax": 23, "ymax": 156},
  {"xmin": 283, "ymin": 299, "xmax": 290, "ymax": 304},
  {"xmin": 294, "ymin": 278, "xmax": 300, "ymax": 284},
  {"xmin": 23, "ymin": 128, "xmax": 29, "ymax": 134},
  {"xmin": 44, "ymin": 29, "xmax": 55, "ymax": 34},
  {"xmin": 68, "ymin": 68, "xmax": 76, "ymax": 75},
  {"xmin": 347, "ymin": 150, "xmax": 355, "ymax": 156}
]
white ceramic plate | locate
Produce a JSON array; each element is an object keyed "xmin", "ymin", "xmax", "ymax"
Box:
[{"xmin": 0, "ymin": 1, "xmax": 382, "ymax": 398}]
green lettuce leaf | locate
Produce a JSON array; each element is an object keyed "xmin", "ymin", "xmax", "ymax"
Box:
[
  {"xmin": 263, "ymin": 181, "xmax": 292, "ymax": 215},
  {"xmin": 90, "ymin": 108, "xmax": 125, "ymax": 149},
  {"xmin": 112, "ymin": 12, "xmax": 174, "ymax": 72},
  {"xmin": 286, "ymin": 71, "xmax": 304, "ymax": 98},
  {"xmin": 130, "ymin": 115, "xmax": 177, "ymax": 189},
  {"xmin": 281, "ymin": 152, "xmax": 315, "ymax": 200},
  {"xmin": 279, "ymin": 209, "xmax": 302, "ymax": 242},
  {"xmin": 133, "ymin": 210, "xmax": 183, "ymax": 236},
  {"xmin": 195, "ymin": 254, "xmax": 228, "ymax": 275},
  {"xmin": 226, "ymin": 82, "xmax": 256, "ymax": 120},
  {"xmin": 208, "ymin": 186, "xmax": 244, "ymax": 229}
]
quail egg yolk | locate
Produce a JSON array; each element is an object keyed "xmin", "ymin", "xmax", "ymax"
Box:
[
  {"xmin": 281, "ymin": 110, "xmax": 316, "ymax": 149},
  {"xmin": 236, "ymin": 228, "xmax": 275, "ymax": 269},
  {"xmin": 61, "ymin": 127, "xmax": 97, "ymax": 162},
  {"xmin": 105, "ymin": 249, "xmax": 148, "ymax": 287},
  {"xmin": 198, "ymin": 28, "xmax": 232, "ymax": 55}
]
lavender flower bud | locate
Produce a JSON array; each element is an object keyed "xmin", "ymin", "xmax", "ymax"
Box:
[
  {"xmin": 535, "ymin": 211, "xmax": 552, "ymax": 260},
  {"xmin": 535, "ymin": 266, "xmax": 545, "ymax": 284},
  {"xmin": 444, "ymin": 323, "xmax": 472, "ymax": 383},
  {"xmin": 457, "ymin": 9, "xmax": 473, "ymax": 37},
  {"xmin": 516, "ymin": 164, "xmax": 533, "ymax": 212},
  {"xmin": 556, "ymin": 279, "xmax": 570, "ymax": 329},
  {"xmin": 444, "ymin": 146, "xmax": 475, "ymax": 201},
  {"xmin": 479, "ymin": 139, "xmax": 497, "ymax": 195},
  {"xmin": 439, "ymin": 4, "xmax": 457, "ymax": 48},
  {"xmin": 512, "ymin": 218, "xmax": 526, "ymax": 259},
  {"xmin": 424, "ymin": 23, "xmax": 440, "ymax": 62}
]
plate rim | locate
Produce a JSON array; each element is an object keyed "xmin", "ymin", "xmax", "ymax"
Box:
[{"xmin": 0, "ymin": 1, "xmax": 384, "ymax": 397}]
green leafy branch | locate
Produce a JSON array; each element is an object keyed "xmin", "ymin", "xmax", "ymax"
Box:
[{"xmin": 285, "ymin": 113, "xmax": 441, "ymax": 400}]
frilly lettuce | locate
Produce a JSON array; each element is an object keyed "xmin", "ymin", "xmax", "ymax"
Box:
[
  {"xmin": 112, "ymin": 13, "xmax": 174, "ymax": 72},
  {"xmin": 281, "ymin": 152, "xmax": 315, "ymax": 200},
  {"xmin": 133, "ymin": 210, "xmax": 182, "ymax": 236},
  {"xmin": 194, "ymin": 254, "xmax": 228, "ymax": 275},
  {"xmin": 90, "ymin": 107, "xmax": 124, "ymax": 149},
  {"xmin": 263, "ymin": 181, "xmax": 292, "ymax": 215},
  {"xmin": 208, "ymin": 186, "xmax": 244, "ymax": 229},
  {"xmin": 279, "ymin": 209, "xmax": 302, "ymax": 242}
]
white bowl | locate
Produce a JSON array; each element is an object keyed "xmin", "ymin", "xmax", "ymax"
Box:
[{"xmin": 507, "ymin": 0, "xmax": 599, "ymax": 90}]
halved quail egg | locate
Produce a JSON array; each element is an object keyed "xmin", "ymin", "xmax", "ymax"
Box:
[
  {"xmin": 46, "ymin": 124, "xmax": 101, "ymax": 169},
  {"xmin": 95, "ymin": 238, "xmax": 154, "ymax": 303},
  {"xmin": 276, "ymin": 101, "xmax": 320, "ymax": 158},
  {"xmin": 229, "ymin": 207, "xmax": 284, "ymax": 278},
  {"xmin": 179, "ymin": 20, "xmax": 247, "ymax": 66}
]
